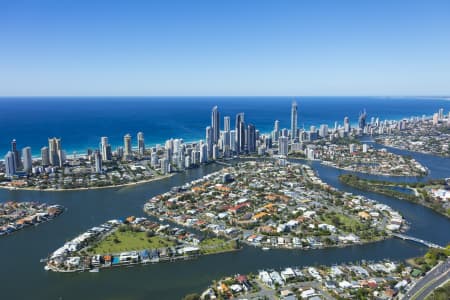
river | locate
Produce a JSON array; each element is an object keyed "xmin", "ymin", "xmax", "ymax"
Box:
[{"xmin": 0, "ymin": 147, "xmax": 449, "ymax": 300}]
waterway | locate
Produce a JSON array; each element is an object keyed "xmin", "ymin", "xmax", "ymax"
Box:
[{"xmin": 0, "ymin": 148, "xmax": 449, "ymax": 300}]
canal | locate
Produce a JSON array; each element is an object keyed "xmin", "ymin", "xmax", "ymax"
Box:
[{"xmin": 0, "ymin": 147, "xmax": 449, "ymax": 300}]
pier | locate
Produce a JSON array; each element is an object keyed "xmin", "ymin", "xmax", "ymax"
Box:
[{"xmin": 392, "ymin": 233, "xmax": 444, "ymax": 249}]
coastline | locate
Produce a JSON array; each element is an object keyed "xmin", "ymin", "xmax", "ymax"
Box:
[{"xmin": 0, "ymin": 173, "xmax": 175, "ymax": 192}]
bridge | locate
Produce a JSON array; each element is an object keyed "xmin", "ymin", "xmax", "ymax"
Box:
[{"xmin": 392, "ymin": 233, "xmax": 444, "ymax": 249}]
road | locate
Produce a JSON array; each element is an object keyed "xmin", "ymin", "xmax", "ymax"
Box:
[{"xmin": 405, "ymin": 257, "xmax": 450, "ymax": 300}]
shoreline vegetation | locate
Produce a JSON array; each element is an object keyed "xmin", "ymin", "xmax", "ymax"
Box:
[{"xmin": 339, "ymin": 174, "xmax": 450, "ymax": 218}]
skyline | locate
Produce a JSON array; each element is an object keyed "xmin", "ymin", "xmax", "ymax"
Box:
[
  {"xmin": 1, "ymin": 96, "xmax": 448, "ymax": 157},
  {"xmin": 1, "ymin": 0, "xmax": 450, "ymax": 96}
]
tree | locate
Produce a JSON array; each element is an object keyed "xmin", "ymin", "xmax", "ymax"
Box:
[{"xmin": 183, "ymin": 293, "xmax": 201, "ymax": 300}]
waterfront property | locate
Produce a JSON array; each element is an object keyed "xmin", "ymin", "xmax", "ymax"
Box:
[
  {"xmin": 45, "ymin": 216, "xmax": 239, "ymax": 272},
  {"xmin": 0, "ymin": 201, "xmax": 64, "ymax": 236},
  {"xmin": 339, "ymin": 175, "xmax": 450, "ymax": 218},
  {"xmin": 374, "ymin": 112, "xmax": 450, "ymax": 157},
  {"xmin": 144, "ymin": 160, "xmax": 406, "ymax": 251},
  {"xmin": 196, "ymin": 246, "xmax": 450, "ymax": 300},
  {"xmin": 317, "ymin": 142, "xmax": 427, "ymax": 177}
]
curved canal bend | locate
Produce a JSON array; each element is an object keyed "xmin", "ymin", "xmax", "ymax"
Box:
[{"xmin": 0, "ymin": 147, "xmax": 449, "ymax": 300}]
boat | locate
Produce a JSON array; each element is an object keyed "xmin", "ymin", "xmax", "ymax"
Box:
[
  {"xmin": 89, "ymin": 268, "xmax": 99, "ymax": 273},
  {"xmin": 262, "ymin": 247, "xmax": 270, "ymax": 251}
]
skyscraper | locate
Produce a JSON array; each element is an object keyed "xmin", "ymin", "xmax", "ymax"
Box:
[
  {"xmin": 223, "ymin": 116, "xmax": 231, "ymax": 156},
  {"xmin": 124, "ymin": 134, "xmax": 132, "ymax": 159},
  {"xmin": 48, "ymin": 137, "xmax": 62, "ymax": 166},
  {"xmin": 224, "ymin": 116, "xmax": 231, "ymax": 132},
  {"xmin": 205, "ymin": 126, "xmax": 213, "ymax": 159},
  {"xmin": 211, "ymin": 106, "xmax": 220, "ymax": 144},
  {"xmin": 235, "ymin": 113, "xmax": 245, "ymax": 153},
  {"xmin": 291, "ymin": 101, "xmax": 298, "ymax": 141},
  {"xmin": 100, "ymin": 137, "xmax": 112, "ymax": 161},
  {"xmin": 343, "ymin": 117, "xmax": 350, "ymax": 133},
  {"xmin": 358, "ymin": 110, "xmax": 367, "ymax": 129},
  {"xmin": 278, "ymin": 136, "xmax": 289, "ymax": 156},
  {"xmin": 4, "ymin": 151, "xmax": 16, "ymax": 178},
  {"xmin": 11, "ymin": 139, "xmax": 21, "ymax": 169},
  {"xmin": 272, "ymin": 120, "xmax": 280, "ymax": 142},
  {"xmin": 247, "ymin": 124, "xmax": 256, "ymax": 153},
  {"xmin": 94, "ymin": 150, "xmax": 102, "ymax": 173},
  {"xmin": 41, "ymin": 147, "xmax": 50, "ymax": 166},
  {"xmin": 22, "ymin": 147, "xmax": 32, "ymax": 173},
  {"xmin": 137, "ymin": 132, "xmax": 145, "ymax": 156},
  {"xmin": 200, "ymin": 143, "xmax": 208, "ymax": 163}
]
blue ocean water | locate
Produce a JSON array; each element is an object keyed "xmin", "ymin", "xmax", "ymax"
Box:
[{"xmin": 0, "ymin": 96, "xmax": 449, "ymax": 156}]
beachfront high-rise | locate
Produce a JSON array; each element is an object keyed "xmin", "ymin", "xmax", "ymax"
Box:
[
  {"xmin": 4, "ymin": 151, "xmax": 16, "ymax": 178},
  {"xmin": 224, "ymin": 116, "xmax": 231, "ymax": 132},
  {"xmin": 94, "ymin": 150, "xmax": 102, "ymax": 173},
  {"xmin": 247, "ymin": 124, "xmax": 256, "ymax": 153},
  {"xmin": 205, "ymin": 126, "xmax": 213, "ymax": 160},
  {"xmin": 359, "ymin": 110, "xmax": 367, "ymax": 129},
  {"xmin": 272, "ymin": 120, "xmax": 280, "ymax": 142},
  {"xmin": 22, "ymin": 147, "xmax": 32, "ymax": 173},
  {"xmin": 41, "ymin": 147, "xmax": 50, "ymax": 166},
  {"xmin": 48, "ymin": 137, "xmax": 62, "ymax": 166},
  {"xmin": 11, "ymin": 139, "xmax": 21, "ymax": 169},
  {"xmin": 123, "ymin": 134, "xmax": 132, "ymax": 159},
  {"xmin": 211, "ymin": 106, "xmax": 220, "ymax": 144},
  {"xmin": 100, "ymin": 137, "xmax": 112, "ymax": 161},
  {"xmin": 344, "ymin": 117, "xmax": 350, "ymax": 133},
  {"xmin": 137, "ymin": 132, "xmax": 145, "ymax": 156},
  {"xmin": 291, "ymin": 101, "xmax": 298, "ymax": 141},
  {"xmin": 235, "ymin": 113, "xmax": 245, "ymax": 153}
]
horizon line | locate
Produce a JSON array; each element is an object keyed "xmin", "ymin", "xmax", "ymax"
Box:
[{"xmin": 0, "ymin": 95, "xmax": 449, "ymax": 99}]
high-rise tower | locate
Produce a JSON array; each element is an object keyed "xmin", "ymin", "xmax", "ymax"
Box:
[
  {"xmin": 48, "ymin": 137, "xmax": 62, "ymax": 166},
  {"xmin": 235, "ymin": 113, "xmax": 245, "ymax": 153},
  {"xmin": 291, "ymin": 101, "xmax": 298, "ymax": 141},
  {"xmin": 4, "ymin": 151, "xmax": 16, "ymax": 178},
  {"xmin": 137, "ymin": 132, "xmax": 145, "ymax": 156},
  {"xmin": 211, "ymin": 106, "xmax": 220, "ymax": 144},
  {"xmin": 124, "ymin": 134, "xmax": 132, "ymax": 159},
  {"xmin": 22, "ymin": 147, "xmax": 32, "ymax": 173}
]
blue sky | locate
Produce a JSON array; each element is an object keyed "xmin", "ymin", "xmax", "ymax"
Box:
[{"xmin": 1, "ymin": 0, "xmax": 449, "ymax": 96}]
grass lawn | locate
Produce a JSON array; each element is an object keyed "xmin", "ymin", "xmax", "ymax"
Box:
[
  {"xmin": 88, "ymin": 230, "xmax": 175, "ymax": 254},
  {"xmin": 320, "ymin": 212, "xmax": 363, "ymax": 232},
  {"xmin": 200, "ymin": 237, "xmax": 236, "ymax": 255}
]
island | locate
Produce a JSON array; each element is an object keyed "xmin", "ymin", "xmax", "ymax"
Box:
[
  {"xmin": 339, "ymin": 174, "xmax": 450, "ymax": 218},
  {"xmin": 0, "ymin": 201, "xmax": 64, "ymax": 236},
  {"xmin": 144, "ymin": 160, "xmax": 406, "ymax": 251},
  {"xmin": 45, "ymin": 216, "xmax": 239, "ymax": 272}
]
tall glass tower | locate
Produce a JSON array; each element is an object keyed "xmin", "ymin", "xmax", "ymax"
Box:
[
  {"xmin": 211, "ymin": 106, "xmax": 220, "ymax": 144},
  {"xmin": 291, "ymin": 100, "xmax": 298, "ymax": 141}
]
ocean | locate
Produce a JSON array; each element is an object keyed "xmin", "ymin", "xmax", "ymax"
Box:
[{"xmin": 0, "ymin": 96, "xmax": 449, "ymax": 156}]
